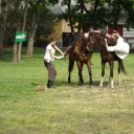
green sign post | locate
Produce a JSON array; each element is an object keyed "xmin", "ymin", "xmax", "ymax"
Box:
[{"xmin": 15, "ymin": 31, "xmax": 27, "ymax": 43}]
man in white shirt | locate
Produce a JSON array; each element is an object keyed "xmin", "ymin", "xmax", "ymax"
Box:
[{"xmin": 104, "ymin": 31, "xmax": 130, "ymax": 59}]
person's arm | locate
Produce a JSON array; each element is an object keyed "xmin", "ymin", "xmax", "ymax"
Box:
[
  {"xmin": 53, "ymin": 45, "xmax": 64, "ymax": 56},
  {"xmin": 104, "ymin": 38, "xmax": 119, "ymax": 52},
  {"xmin": 49, "ymin": 49, "xmax": 63, "ymax": 60}
]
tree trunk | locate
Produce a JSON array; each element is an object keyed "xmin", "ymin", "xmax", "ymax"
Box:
[
  {"xmin": 67, "ymin": 0, "xmax": 74, "ymax": 34},
  {"xmin": 0, "ymin": 0, "xmax": 13, "ymax": 57},
  {"xmin": 92, "ymin": 0, "xmax": 100, "ymax": 29},
  {"xmin": 13, "ymin": 21, "xmax": 20, "ymax": 63},
  {"xmin": 78, "ymin": 0, "xmax": 84, "ymax": 33},
  {"xmin": 17, "ymin": 0, "xmax": 29, "ymax": 63},
  {"xmin": 0, "ymin": 21, "xmax": 4, "ymax": 57},
  {"xmin": 113, "ymin": 1, "xmax": 120, "ymax": 31},
  {"xmin": 25, "ymin": 10, "xmax": 37, "ymax": 57},
  {"xmin": 3, "ymin": 0, "xmax": 20, "ymax": 46}
]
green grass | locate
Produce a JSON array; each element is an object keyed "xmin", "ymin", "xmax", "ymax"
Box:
[{"xmin": 0, "ymin": 48, "xmax": 134, "ymax": 134}]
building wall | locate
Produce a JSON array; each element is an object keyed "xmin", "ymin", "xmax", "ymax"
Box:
[
  {"xmin": 44, "ymin": 19, "xmax": 78, "ymax": 42},
  {"xmin": 43, "ymin": 20, "xmax": 63, "ymax": 41}
]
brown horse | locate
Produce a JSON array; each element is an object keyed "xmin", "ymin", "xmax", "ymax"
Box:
[
  {"xmin": 68, "ymin": 32, "xmax": 94, "ymax": 87},
  {"xmin": 89, "ymin": 31, "xmax": 126, "ymax": 88}
]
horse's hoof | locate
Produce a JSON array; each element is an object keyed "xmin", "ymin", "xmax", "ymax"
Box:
[
  {"xmin": 68, "ymin": 82, "xmax": 71, "ymax": 84},
  {"xmin": 82, "ymin": 83, "xmax": 85, "ymax": 85},
  {"xmin": 117, "ymin": 82, "xmax": 121, "ymax": 86},
  {"xmin": 90, "ymin": 85, "xmax": 93, "ymax": 88},
  {"xmin": 110, "ymin": 85, "xmax": 114, "ymax": 88},
  {"xmin": 78, "ymin": 83, "xmax": 83, "ymax": 87},
  {"xmin": 99, "ymin": 84, "xmax": 103, "ymax": 87}
]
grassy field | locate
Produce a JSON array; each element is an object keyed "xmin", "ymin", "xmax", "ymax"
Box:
[{"xmin": 0, "ymin": 48, "xmax": 134, "ymax": 134}]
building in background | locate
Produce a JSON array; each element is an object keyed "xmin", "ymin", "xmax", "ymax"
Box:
[
  {"xmin": 47, "ymin": 1, "xmax": 134, "ymax": 49},
  {"xmin": 104, "ymin": 3, "xmax": 134, "ymax": 50}
]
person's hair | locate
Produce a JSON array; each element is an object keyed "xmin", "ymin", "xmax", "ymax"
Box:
[{"xmin": 50, "ymin": 38, "xmax": 56, "ymax": 43}]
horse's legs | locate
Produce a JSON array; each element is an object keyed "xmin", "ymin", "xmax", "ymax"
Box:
[
  {"xmin": 99, "ymin": 61, "xmax": 106, "ymax": 87},
  {"xmin": 87, "ymin": 62, "xmax": 93, "ymax": 87},
  {"xmin": 68, "ymin": 58, "xmax": 74, "ymax": 84},
  {"xmin": 77, "ymin": 61, "xmax": 84, "ymax": 86},
  {"xmin": 118, "ymin": 59, "xmax": 122, "ymax": 86},
  {"xmin": 109, "ymin": 61, "xmax": 114, "ymax": 88}
]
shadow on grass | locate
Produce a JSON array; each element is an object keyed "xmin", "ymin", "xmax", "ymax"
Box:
[
  {"xmin": 56, "ymin": 80, "xmax": 77, "ymax": 87},
  {"xmin": 0, "ymin": 56, "xmax": 12, "ymax": 62},
  {"xmin": 55, "ymin": 80, "xmax": 102, "ymax": 88},
  {"xmin": 32, "ymin": 82, "xmax": 42, "ymax": 86}
]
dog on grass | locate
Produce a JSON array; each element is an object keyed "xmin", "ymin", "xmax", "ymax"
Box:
[{"xmin": 36, "ymin": 85, "xmax": 47, "ymax": 91}]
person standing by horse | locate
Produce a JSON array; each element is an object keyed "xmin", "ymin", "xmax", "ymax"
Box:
[
  {"xmin": 104, "ymin": 31, "xmax": 130, "ymax": 59},
  {"xmin": 44, "ymin": 38, "xmax": 64, "ymax": 88}
]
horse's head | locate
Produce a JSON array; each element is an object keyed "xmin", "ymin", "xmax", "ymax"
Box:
[
  {"xmin": 86, "ymin": 35, "xmax": 96, "ymax": 52},
  {"xmin": 88, "ymin": 32, "xmax": 105, "ymax": 49},
  {"xmin": 89, "ymin": 32, "xmax": 118, "ymax": 49}
]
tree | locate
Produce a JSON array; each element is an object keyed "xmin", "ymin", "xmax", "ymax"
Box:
[
  {"xmin": 25, "ymin": 0, "xmax": 59, "ymax": 57},
  {"xmin": 58, "ymin": 0, "xmax": 134, "ymax": 32},
  {"xmin": 58, "ymin": 0, "xmax": 110, "ymax": 31},
  {"xmin": 120, "ymin": 0, "xmax": 134, "ymax": 29},
  {"xmin": 24, "ymin": 1, "xmax": 40, "ymax": 57},
  {"xmin": 13, "ymin": 0, "xmax": 29, "ymax": 63},
  {"xmin": 0, "ymin": 0, "xmax": 13, "ymax": 57}
]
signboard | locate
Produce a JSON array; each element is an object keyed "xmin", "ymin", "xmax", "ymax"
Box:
[{"xmin": 15, "ymin": 31, "xmax": 27, "ymax": 43}]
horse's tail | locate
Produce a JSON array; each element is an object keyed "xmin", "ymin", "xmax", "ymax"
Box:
[{"xmin": 121, "ymin": 62, "xmax": 127, "ymax": 75}]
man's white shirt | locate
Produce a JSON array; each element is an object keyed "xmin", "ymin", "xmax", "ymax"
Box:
[{"xmin": 107, "ymin": 37, "xmax": 130, "ymax": 59}]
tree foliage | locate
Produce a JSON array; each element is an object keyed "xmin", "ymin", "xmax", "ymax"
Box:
[{"xmin": 58, "ymin": 0, "xmax": 134, "ymax": 32}]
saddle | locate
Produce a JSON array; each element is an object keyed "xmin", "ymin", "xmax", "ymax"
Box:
[{"xmin": 74, "ymin": 32, "xmax": 91, "ymax": 54}]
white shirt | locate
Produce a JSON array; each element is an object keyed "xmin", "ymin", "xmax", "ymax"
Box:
[
  {"xmin": 44, "ymin": 44, "xmax": 56, "ymax": 62},
  {"xmin": 107, "ymin": 37, "xmax": 130, "ymax": 59}
]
